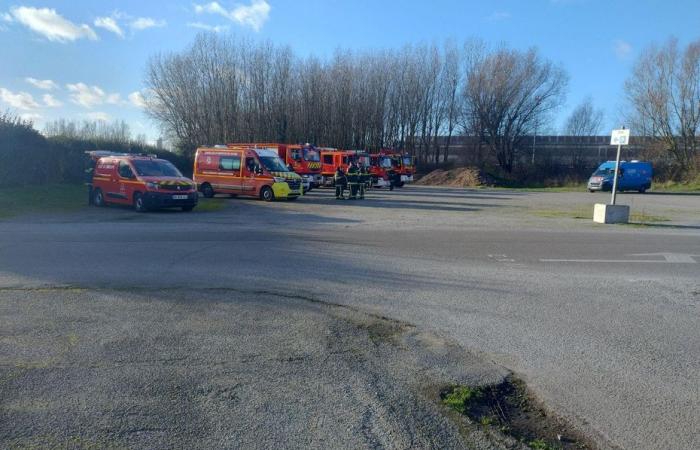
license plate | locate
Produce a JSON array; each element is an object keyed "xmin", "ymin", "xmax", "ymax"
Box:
[{"xmin": 172, "ymin": 195, "xmax": 188, "ymax": 200}]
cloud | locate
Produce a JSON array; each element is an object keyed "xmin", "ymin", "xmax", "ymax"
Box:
[
  {"xmin": 1, "ymin": 12, "xmax": 13, "ymax": 22},
  {"xmin": 194, "ymin": 0, "xmax": 271, "ymax": 32},
  {"xmin": 66, "ymin": 83, "xmax": 121, "ymax": 108},
  {"xmin": 0, "ymin": 87, "xmax": 41, "ymax": 110},
  {"xmin": 43, "ymin": 94, "xmax": 63, "ymax": 107},
  {"xmin": 486, "ymin": 10, "xmax": 511, "ymax": 22},
  {"xmin": 10, "ymin": 6, "xmax": 97, "ymax": 42},
  {"xmin": 86, "ymin": 111, "xmax": 111, "ymax": 122},
  {"xmin": 94, "ymin": 16, "xmax": 124, "ymax": 37},
  {"xmin": 187, "ymin": 22, "xmax": 229, "ymax": 33},
  {"xmin": 130, "ymin": 17, "xmax": 166, "ymax": 31},
  {"xmin": 128, "ymin": 91, "xmax": 148, "ymax": 108},
  {"xmin": 25, "ymin": 77, "xmax": 59, "ymax": 90},
  {"xmin": 613, "ymin": 39, "xmax": 632, "ymax": 60}
]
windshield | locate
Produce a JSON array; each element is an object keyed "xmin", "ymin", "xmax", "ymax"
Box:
[
  {"xmin": 379, "ymin": 157, "xmax": 394, "ymax": 168},
  {"xmin": 358, "ymin": 156, "xmax": 370, "ymax": 167},
  {"xmin": 402, "ymin": 157, "xmax": 413, "ymax": 166},
  {"xmin": 593, "ymin": 168, "xmax": 614, "ymax": 177},
  {"xmin": 259, "ymin": 156, "xmax": 290, "ymax": 172},
  {"xmin": 132, "ymin": 159, "xmax": 182, "ymax": 177},
  {"xmin": 303, "ymin": 148, "xmax": 320, "ymax": 162}
]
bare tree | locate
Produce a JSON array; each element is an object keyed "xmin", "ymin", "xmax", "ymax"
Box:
[
  {"xmin": 626, "ymin": 37, "xmax": 700, "ymax": 172},
  {"xmin": 464, "ymin": 47, "xmax": 568, "ymax": 172},
  {"xmin": 564, "ymin": 97, "xmax": 604, "ymax": 168}
]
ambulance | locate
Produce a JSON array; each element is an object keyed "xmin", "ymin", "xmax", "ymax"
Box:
[
  {"xmin": 88, "ymin": 152, "xmax": 198, "ymax": 212},
  {"xmin": 193, "ymin": 145, "xmax": 303, "ymax": 201}
]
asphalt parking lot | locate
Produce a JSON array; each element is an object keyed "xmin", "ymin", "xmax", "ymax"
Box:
[{"xmin": 1, "ymin": 186, "xmax": 698, "ymax": 449}]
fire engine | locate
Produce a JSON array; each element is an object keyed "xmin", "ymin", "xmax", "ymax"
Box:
[
  {"xmin": 369, "ymin": 152, "xmax": 398, "ymax": 188},
  {"xmin": 194, "ymin": 144, "xmax": 302, "ymax": 201},
  {"xmin": 87, "ymin": 151, "xmax": 198, "ymax": 212},
  {"xmin": 319, "ymin": 148, "xmax": 349, "ymax": 186},
  {"xmin": 370, "ymin": 149, "xmax": 416, "ymax": 188}
]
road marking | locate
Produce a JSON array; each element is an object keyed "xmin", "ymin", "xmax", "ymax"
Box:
[{"xmin": 540, "ymin": 253, "xmax": 698, "ymax": 264}]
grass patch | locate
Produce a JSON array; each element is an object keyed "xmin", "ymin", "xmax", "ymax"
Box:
[
  {"xmin": 629, "ymin": 212, "xmax": 671, "ymax": 223},
  {"xmin": 0, "ymin": 184, "xmax": 86, "ymax": 219},
  {"xmin": 195, "ymin": 197, "xmax": 228, "ymax": 212},
  {"xmin": 440, "ymin": 378, "xmax": 593, "ymax": 450}
]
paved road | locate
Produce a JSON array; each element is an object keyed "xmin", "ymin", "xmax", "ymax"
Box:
[{"xmin": 1, "ymin": 186, "xmax": 698, "ymax": 449}]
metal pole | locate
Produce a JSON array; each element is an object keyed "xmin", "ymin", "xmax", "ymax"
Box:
[{"xmin": 610, "ymin": 143, "xmax": 622, "ymax": 205}]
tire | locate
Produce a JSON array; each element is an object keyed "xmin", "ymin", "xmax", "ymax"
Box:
[
  {"xmin": 133, "ymin": 192, "xmax": 148, "ymax": 212},
  {"xmin": 93, "ymin": 188, "xmax": 105, "ymax": 207},
  {"xmin": 588, "ymin": 189, "xmax": 595, "ymax": 193},
  {"xmin": 182, "ymin": 205, "xmax": 195, "ymax": 212},
  {"xmin": 638, "ymin": 187, "xmax": 647, "ymax": 193},
  {"xmin": 201, "ymin": 183, "xmax": 215, "ymax": 198},
  {"xmin": 288, "ymin": 196, "xmax": 298, "ymax": 201},
  {"xmin": 260, "ymin": 186, "xmax": 274, "ymax": 202}
]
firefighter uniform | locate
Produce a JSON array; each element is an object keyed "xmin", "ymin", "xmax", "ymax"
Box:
[
  {"xmin": 358, "ymin": 166, "xmax": 369, "ymax": 199},
  {"xmin": 346, "ymin": 163, "xmax": 360, "ymax": 199},
  {"xmin": 334, "ymin": 167, "xmax": 347, "ymax": 199}
]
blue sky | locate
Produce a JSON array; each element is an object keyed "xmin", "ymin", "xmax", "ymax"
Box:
[{"xmin": 1, "ymin": 0, "xmax": 699, "ymax": 144}]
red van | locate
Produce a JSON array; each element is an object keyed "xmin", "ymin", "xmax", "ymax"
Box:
[{"xmin": 89, "ymin": 152, "xmax": 198, "ymax": 212}]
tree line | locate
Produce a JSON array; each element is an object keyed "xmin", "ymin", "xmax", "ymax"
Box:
[
  {"xmin": 146, "ymin": 34, "xmax": 699, "ymax": 176},
  {"xmin": 0, "ymin": 114, "xmax": 185, "ymax": 187}
]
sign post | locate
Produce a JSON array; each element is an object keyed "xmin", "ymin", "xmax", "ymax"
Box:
[
  {"xmin": 593, "ymin": 128, "xmax": 631, "ymax": 224},
  {"xmin": 609, "ymin": 128, "xmax": 630, "ymax": 205}
]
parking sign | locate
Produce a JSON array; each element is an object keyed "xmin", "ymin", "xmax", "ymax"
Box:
[{"xmin": 610, "ymin": 129, "xmax": 630, "ymax": 146}]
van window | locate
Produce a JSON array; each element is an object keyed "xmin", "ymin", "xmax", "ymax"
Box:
[
  {"xmin": 323, "ymin": 154, "xmax": 333, "ymax": 164},
  {"xmin": 245, "ymin": 157, "xmax": 258, "ymax": 173},
  {"xmin": 291, "ymin": 149, "xmax": 302, "ymax": 160},
  {"xmin": 219, "ymin": 156, "xmax": 241, "ymax": 171},
  {"xmin": 118, "ymin": 161, "xmax": 134, "ymax": 179},
  {"xmin": 342, "ymin": 156, "xmax": 349, "ymax": 164}
]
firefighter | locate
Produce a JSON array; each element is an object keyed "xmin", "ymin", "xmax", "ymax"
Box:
[
  {"xmin": 358, "ymin": 164, "xmax": 369, "ymax": 200},
  {"xmin": 346, "ymin": 161, "xmax": 360, "ymax": 199},
  {"xmin": 334, "ymin": 167, "xmax": 347, "ymax": 199}
]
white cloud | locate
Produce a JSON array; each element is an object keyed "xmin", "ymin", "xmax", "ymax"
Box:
[
  {"xmin": 86, "ymin": 111, "xmax": 111, "ymax": 122},
  {"xmin": 128, "ymin": 91, "xmax": 148, "ymax": 108},
  {"xmin": 25, "ymin": 77, "xmax": 59, "ymax": 90},
  {"xmin": 43, "ymin": 94, "xmax": 63, "ymax": 107},
  {"xmin": 0, "ymin": 88, "xmax": 41, "ymax": 110},
  {"xmin": 11, "ymin": 6, "xmax": 98, "ymax": 42},
  {"xmin": 187, "ymin": 22, "xmax": 229, "ymax": 33},
  {"xmin": 66, "ymin": 83, "xmax": 121, "ymax": 108},
  {"xmin": 1, "ymin": 12, "xmax": 13, "ymax": 22},
  {"xmin": 613, "ymin": 39, "xmax": 632, "ymax": 60},
  {"xmin": 94, "ymin": 16, "xmax": 123, "ymax": 37},
  {"xmin": 486, "ymin": 11, "xmax": 511, "ymax": 22},
  {"xmin": 194, "ymin": 0, "xmax": 271, "ymax": 32},
  {"xmin": 130, "ymin": 17, "xmax": 166, "ymax": 31}
]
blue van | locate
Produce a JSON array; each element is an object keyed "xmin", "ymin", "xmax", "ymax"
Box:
[{"xmin": 587, "ymin": 161, "xmax": 653, "ymax": 193}]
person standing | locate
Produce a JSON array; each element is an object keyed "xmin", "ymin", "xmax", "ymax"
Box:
[
  {"xmin": 334, "ymin": 167, "xmax": 347, "ymax": 199},
  {"xmin": 346, "ymin": 162, "xmax": 360, "ymax": 200}
]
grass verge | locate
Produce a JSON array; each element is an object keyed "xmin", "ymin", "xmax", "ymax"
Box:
[
  {"xmin": 195, "ymin": 197, "xmax": 228, "ymax": 212},
  {"xmin": 0, "ymin": 184, "xmax": 86, "ymax": 219}
]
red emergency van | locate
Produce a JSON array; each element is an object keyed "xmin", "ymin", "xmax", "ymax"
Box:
[{"xmin": 89, "ymin": 152, "xmax": 198, "ymax": 212}]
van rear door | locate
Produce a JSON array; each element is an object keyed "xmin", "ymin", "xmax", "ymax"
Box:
[{"xmin": 217, "ymin": 151, "xmax": 243, "ymax": 193}]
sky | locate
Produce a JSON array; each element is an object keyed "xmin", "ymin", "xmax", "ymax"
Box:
[{"xmin": 1, "ymin": 0, "xmax": 699, "ymax": 144}]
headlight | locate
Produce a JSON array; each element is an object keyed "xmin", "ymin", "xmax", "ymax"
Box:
[
  {"xmin": 273, "ymin": 176, "xmax": 287, "ymax": 183},
  {"xmin": 146, "ymin": 182, "xmax": 159, "ymax": 190}
]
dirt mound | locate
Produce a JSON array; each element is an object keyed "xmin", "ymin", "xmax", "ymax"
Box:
[{"xmin": 415, "ymin": 167, "xmax": 485, "ymax": 187}]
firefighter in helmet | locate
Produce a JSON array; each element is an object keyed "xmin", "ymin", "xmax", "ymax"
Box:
[
  {"xmin": 334, "ymin": 166, "xmax": 347, "ymax": 199},
  {"xmin": 358, "ymin": 163, "xmax": 369, "ymax": 200}
]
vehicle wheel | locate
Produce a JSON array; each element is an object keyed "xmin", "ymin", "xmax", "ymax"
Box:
[
  {"xmin": 201, "ymin": 183, "xmax": 214, "ymax": 198},
  {"xmin": 93, "ymin": 188, "xmax": 105, "ymax": 207},
  {"xmin": 133, "ymin": 193, "xmax": 148, "ymax": 212},
  {"xmin": 288, "ymin": 196, "xmax": 299, "ymax": 201},
  {"xmin": 588, "ymin": 189, "xmax": 595, "ymax": 193},
  {"xmin": 638, "ymin": 187, "xmax": 647, "ymax": 193},
  {"xmin": 182, "ymin": 205, "xmax": 194, "ymax": 212},
  {"xmin": 260, "ymin": 186, "xmax": 274, "ymax": 202}
]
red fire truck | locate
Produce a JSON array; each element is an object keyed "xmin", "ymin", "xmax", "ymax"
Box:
[{"xmin": 319, "ymin": 148, "xmax": 349, "ymax": 186}]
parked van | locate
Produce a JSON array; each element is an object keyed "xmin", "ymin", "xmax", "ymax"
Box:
[
  {"xmin": 194, "ymin": 145, "xmax": 302, "ymax": 201},
  {"xmin": 88, "ymin": 152, "xmax": 198, "ymax": 212},
  {"xmin": 587, "ymin": 160, "xmax": 653, "ymax": 193}
]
